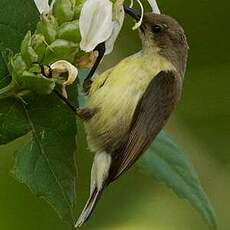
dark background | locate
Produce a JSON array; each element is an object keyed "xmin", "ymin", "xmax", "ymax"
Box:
[{"xmin": 0, "ymin": 0, "xmax": 229, "ymax": 229}]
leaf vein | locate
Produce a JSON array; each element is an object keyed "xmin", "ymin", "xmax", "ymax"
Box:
[
  {"xmin": 0, "ymin": 101, "xmax": 17, "ymax": 130},
  {"xmin": 22, "ymin": 102, "xmax": 74, "ymax": 219}
]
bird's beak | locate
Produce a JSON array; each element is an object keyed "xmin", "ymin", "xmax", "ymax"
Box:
[{"xmin": 124, "ymin": 6, "xmax": 141, "ymax": 21}]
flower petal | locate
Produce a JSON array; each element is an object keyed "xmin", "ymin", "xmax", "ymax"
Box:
[
  {"xmin": 148, "ymin": 0, "xmax": 161, "ymax": 14},
  {"xmin": 132, "ymin": 0, "xmax": 144, "ymax": 30},
  {"xmin": 33, "ymin": 0, "xmax": 51, "ymax": 14},
  {"xmin": 50, "ymin": 60, "xmax": 78, "ymax": 86},
  {"xmin": 79, "ymin": 0, "xmax": 114, "ymax": 52},
  {"xmin": 105, "ymin": 0, "xmax": 125, "ymax": 54}
]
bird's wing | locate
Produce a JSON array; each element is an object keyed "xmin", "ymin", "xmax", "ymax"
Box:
[{"xmin": 108, "ymin": 71, "xmax": 182, "ymax": 182}]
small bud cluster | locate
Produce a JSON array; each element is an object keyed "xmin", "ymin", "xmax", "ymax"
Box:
[{"xmin": 1, "ymin": 0, "xmax": 84, "ymax": 99}]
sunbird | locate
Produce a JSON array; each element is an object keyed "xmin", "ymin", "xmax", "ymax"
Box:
[{"xmin": 76, "ymin": 7, "xmax": 188, "ymax": 227}]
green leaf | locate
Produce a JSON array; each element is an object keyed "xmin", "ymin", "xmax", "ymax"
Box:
[
  {"xmin": 0, "ymin": 0, "xmax": 39, "ymax": 84},
  {"xmin": 0, "ymin": 98, "xmax": 30, "ymax": 144},
  {"xmin": 0, "ymin": 0, "xmax": 39, "ymax": 143},
  {"xmin": 21, "ymin": 71, "xmax": 55, "ymax": 95},
  {"xmin": 138, "ymin": 131, "xmax": 217, "ymax": 230},
  {"xmin": 0, "ymin": 0, "xmax": 78, "ymax": 226},
  {"xmin": 12, "ymin": 94, "xmax": 77, "ymax": 224}
]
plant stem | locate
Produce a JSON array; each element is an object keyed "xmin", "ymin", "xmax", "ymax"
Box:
[
  {"xmin": 0, "ymin": 81, "xmax": 17, "ymax": 99},
  {"xmin": 53, "ymin": 89, "xmax": 78, "ymax": 113}
]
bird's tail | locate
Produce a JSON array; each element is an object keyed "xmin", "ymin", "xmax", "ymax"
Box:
[
  {"xmin": 75, "ymin": 151, "xmax": 111, "ymax": 228},
  {"xmin": 75, "ymin": 186, "xmax": 105, "ymax": 228}
]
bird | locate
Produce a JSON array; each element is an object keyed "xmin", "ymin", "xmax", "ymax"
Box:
[{"xmin": 75, "ymin": 6, "xmax": 188, "ymax": 227}]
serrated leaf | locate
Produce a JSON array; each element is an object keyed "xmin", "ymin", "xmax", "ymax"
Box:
[
  {"xmin": 12, "ymin": 94, "xmax": 77, "ymax": 224},
  {"xmin": 138, "ymin": 131, "xmax": 217, "ymax": 230},
  {"xmin": 0, "ymin": 1, "xmax": 79, "ymax": 225},
  {"xmin": 0, "ymin": 0, "xmax": 79, "ymax": 227}
]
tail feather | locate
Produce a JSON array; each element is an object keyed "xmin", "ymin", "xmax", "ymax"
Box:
[
  {"xmin": 75, "ymin": 187, "xmax": 105, "ymax": 227},
  {"xmin": 75, "ymin": 152, "xmax": 111, "ymax": 227}
]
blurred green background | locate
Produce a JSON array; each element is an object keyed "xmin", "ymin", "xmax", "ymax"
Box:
[{"xmin": 0, "ymin": 0, "xmax": 229, "ymax": 229}]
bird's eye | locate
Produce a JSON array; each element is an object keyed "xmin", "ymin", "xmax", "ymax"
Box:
[{"xmin": 151, "ymin": 24, "xmax": 164, "ymax": 34}]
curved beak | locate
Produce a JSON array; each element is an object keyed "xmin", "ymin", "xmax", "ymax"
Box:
[{"xmin": 123, "ymin": 6, "xmax": 141, "ymax": 21}]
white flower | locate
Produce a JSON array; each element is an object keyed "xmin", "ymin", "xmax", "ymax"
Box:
[
  {"xmin": 50, "ymin": 60, "xmax": 78, "ymax": 86},
  {"xmin": 148, "ymin": 0, "xmax": 161, "ymax": 14},
  {"xmin": 79, "ymin": 0, "xmax": 161, "ymax": 55},
  {"xmin": 34, "ymin": 0, "xmax": 53, "ymax": 14},
  {"xmin": 50, "ymin": 60, "xmax": 78, "ymax": 98},
  {"xmin": 34, "ymin": 0, "xmax": 161, "ymax": 55},
  {"xmin": 105, "ymin": 0, "xmax": 125, "ymax": 54},
  {"xmin": 79, "ymin": 0, "xmax": 114, "ymax": 53}
]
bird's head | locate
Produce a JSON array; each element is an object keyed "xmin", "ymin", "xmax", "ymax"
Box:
[{"xmin": 124, "ymin": 6, "xmax": 189, "ymax": 75}]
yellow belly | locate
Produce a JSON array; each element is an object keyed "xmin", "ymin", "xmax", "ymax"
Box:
[{"xmin": 85, "ymin": 52, "xmax": 174, "ymax": 153}]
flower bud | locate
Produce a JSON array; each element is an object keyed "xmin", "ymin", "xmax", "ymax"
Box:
[
  {"xmin": 36, "ymin": 14, "xmax": 58, "ymax": 44},
  {"xmin": 9, "ymin": 54, "xmax": 27, "ymax": 77},
  {"xmin": 57, "ymin": 20, "xmax": 81, "ymax": 43},
  {"xmin": 20, "ymin": 31, "xmax": 38, "ymax": 67},
  {"xmin": 43, "ymin": 39, "xmax": 79, "ymax": 64},
  {"xmin": 74, "ymin": 0, "xmax": 83, "ymax": 19},
  {"xmin": 53, "ymin": 0, "xmax": 74, "ymax": 24},
  {"xmin": 31, "ymin": 34, "xmax": 47, "ymax": 62}
]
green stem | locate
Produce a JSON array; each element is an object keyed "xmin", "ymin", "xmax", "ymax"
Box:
[{"xmin": 0, "ymin": 81, "xmax": 18, "ymax": 99}]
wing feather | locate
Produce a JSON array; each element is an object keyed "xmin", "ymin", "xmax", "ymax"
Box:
[{"xmin": 108, "ymin": 71, "xmax": 182, "ymax": 182}]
